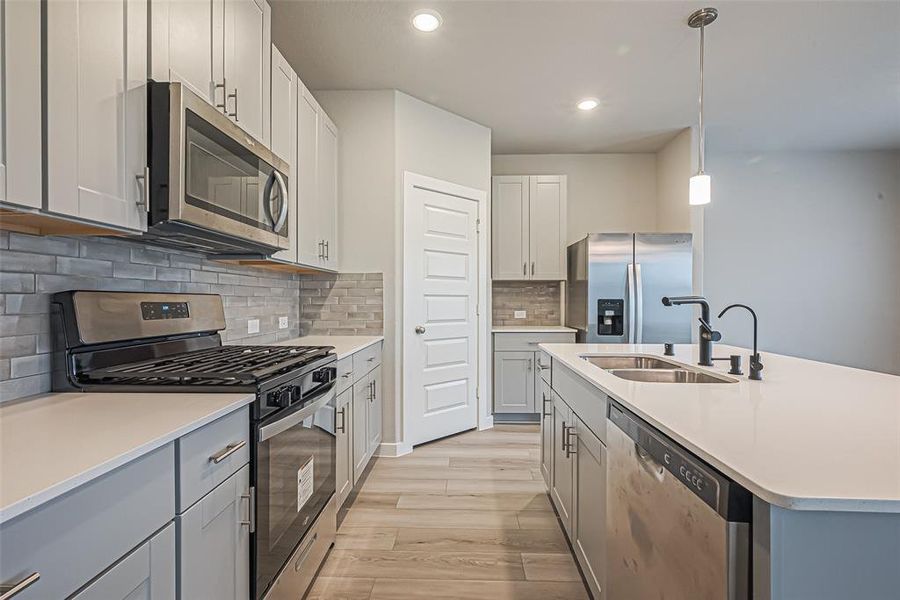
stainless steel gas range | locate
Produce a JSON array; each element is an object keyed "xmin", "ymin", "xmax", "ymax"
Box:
[{"xmin": 50, "ymin": 290, "xmax": 337, "ymax": 599}]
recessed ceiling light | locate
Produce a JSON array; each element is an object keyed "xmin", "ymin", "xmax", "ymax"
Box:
[
  {"xmin": 412, "ymin": 9, "xmax": 442, "ymax": 32},
  {"xmin": 577, "ymin": 98, "xmax": 600, "ymax": 111}
]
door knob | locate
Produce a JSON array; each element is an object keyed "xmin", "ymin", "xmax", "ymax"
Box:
[{"xmin": 415, "ymin": 326, "xmax": 426, "ymax": 334}]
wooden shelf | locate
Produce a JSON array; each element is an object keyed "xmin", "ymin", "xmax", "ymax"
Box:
[{"xmin": 0, "ymin": 208, "xmax": 128, "ymax": 237}]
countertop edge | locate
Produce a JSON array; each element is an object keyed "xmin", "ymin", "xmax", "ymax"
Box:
[
  {"xmin": 276, "ymin": 335, "xmax": 384, "ymax": 359},
  {"xmin": 0, "ymin": 393, "xmax": 255, "ymax": 525},
  {"xmin": 538, "ymin": 343, "xmax": 900, "ymax": 514}
]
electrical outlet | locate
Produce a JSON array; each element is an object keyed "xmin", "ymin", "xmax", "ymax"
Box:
[
  {"xmin": 247, "ymin": 319, "xmax": 260, "ymax": 334},
  {"xmin": 514, "ymin": 310, "xmax": 527, "ymax": 319},
  {"xmin": 279, "ymin": 316, "xmax": 289, "ymax": 330}
]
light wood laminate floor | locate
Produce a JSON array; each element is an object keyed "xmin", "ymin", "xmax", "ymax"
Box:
[{"xmin": 306, "ymin": 425, "xmax": 590, "ymax": 600}]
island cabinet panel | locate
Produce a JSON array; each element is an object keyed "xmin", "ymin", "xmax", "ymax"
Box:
[
  {"xmin": 0, "ymin": 444, "xmax": 175, "ymax": 600},
  {"xmin": 551, "ymin": 361, "xmax": 607, "ymax": 445},
  {"xmin": 352, "ymin": 375, "xmax": 370, "ymax": 484},
  {"xmin": 71, "ymin": 523, "xmax": 175, "ymax": 600},
  {"xmin": 367, "ymin": 364, "xmax": 383, "ymax": 455},
  {"xmin": 550, "ymin": 391, "xmax": 575, "ymax": 536},
  {"xmin": 572, "ymin": 415, "xmax": 607, "ymax": 600},
  {"xmin": 177, "ymin": 464, "xmax": 250, "ymax": 600},
  {"xmin": 539, "ymin": 378, "xmax": 554, "ymax": 487}
]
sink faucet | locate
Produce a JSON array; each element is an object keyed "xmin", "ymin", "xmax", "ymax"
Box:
[
  {"xmin": 661, "ymin": 296, "xmax": 720, "ymax": 366},
  {"xmin": 718, "ymin": 303, "xmax": 764, "ymax": 380}
]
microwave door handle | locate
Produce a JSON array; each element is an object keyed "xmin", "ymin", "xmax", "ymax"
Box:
[{"xmin": 273, "ymin": 171, "xmax": 288, "ymax": 233}]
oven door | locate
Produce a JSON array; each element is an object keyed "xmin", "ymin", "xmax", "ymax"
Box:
[
  {"xmin": 149, "ymin": 82, "xmax": 290, "ymax": 254},
  {"xmin": 253, "ymin": 385, "xmax": 336, "ymax": 599}
]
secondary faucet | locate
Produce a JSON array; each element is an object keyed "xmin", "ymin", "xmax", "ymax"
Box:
[
  {"xmin": 661, "ymin": 296, "xmax": 720, "ymax": 366},
  {"xmin": 718, "ymin": 303, "xmax": 764, "ymax": 380}
]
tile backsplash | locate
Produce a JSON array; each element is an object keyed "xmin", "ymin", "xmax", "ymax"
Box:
[
  {"xmin": 0, "ymin": 230, "xmax": 301, "ymax": 403},
  {"xmin": 299, "ymin": 273, "xmax": 384, "ymax": 336},
  {"xmin": 492, "ymin": 280, "xmax": 562, "ymax": 326}
]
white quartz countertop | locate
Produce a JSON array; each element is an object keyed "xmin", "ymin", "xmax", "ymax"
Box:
[
  {"xmin": 493, "ymin": 326, "xmax": 577, "ymax": 333},
  {"xmin": 0, "ymin": 392, "xmax": 254, "ymax": 524},
  {"xmin": 275, "ymin": 335, "xmax": 383, "ymax": 359},
  {"xmin": 540, "ymin": 343, "xmax": 900, "ymax": 513}
]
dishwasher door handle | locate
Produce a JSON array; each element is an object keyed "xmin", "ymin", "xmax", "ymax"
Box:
[{"xmin": 635, "ymin": 442, "xmax": 665, "ymax": 481}]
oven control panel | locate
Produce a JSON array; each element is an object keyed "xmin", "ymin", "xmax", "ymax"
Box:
[{"xmin": 140, "ymin": 301, "xmax": 190, "ymax": 320}]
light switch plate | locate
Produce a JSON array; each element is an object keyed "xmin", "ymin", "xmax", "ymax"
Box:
[
  {"xmin": 247, "ymin": 319, "xmax": 260, "ymax": 334},
  {"xmin": 279, "ymin": 316, "xmax": 289, "ymax": 330},
  {"xmin": 514, "ymin": 310, "xmax": 527, "ymax": 319}
]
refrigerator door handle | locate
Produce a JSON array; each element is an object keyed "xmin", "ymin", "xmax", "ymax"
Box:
[
  {"xmin": 626, "ymin": 263, "xmax": 636, "ymax": 342},
  {"xmin": 634, "ymin": 263, "xmax": 643, "ymax": 344}
]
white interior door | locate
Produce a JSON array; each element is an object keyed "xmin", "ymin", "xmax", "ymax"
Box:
[{"xmin": 404, "ymin": 175, "xmax": 481, "ymax": 446}]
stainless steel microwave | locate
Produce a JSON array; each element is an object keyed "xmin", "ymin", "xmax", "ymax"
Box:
[{"xmin": 145, "ymin": 82, "xmax": 290, "ymax": 255}]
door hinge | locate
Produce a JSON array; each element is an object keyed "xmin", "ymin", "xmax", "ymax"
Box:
[
  {"xmin": 476, "ymin": 218, "xmax": 481, "ymax": 234},
  {"xmin": 476, "ymin": 386, "xmax": 480, "ymax": 400}
]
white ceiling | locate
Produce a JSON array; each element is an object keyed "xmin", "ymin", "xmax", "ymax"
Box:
[{"xmin": 271, "ymin": 1, "xmax": 900, "ymax": 154}]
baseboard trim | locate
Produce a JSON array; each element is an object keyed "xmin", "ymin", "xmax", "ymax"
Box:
[
  {"xmin": 479, "ymin": 415, "xmax": 494, "ymax": 431},
  {"xmin": 376, "ymin": 441, "xmax": 413, "ymax": 457}
]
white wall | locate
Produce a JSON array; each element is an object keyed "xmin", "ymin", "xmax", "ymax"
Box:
[
  {"xmin": 491, "ymin": 153, "xmax": 658, "ymax": 243},
  {"xmin": 704, "ymin": 150, "xmax": 900, "ymax": 375},
  {"xmin": 317, "ymin": 90, "xmax": 492, "ymax": 449}
]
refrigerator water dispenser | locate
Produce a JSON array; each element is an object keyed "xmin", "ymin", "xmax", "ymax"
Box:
[{"xmin": 597, "ymin": 299, "xmax": 624, "ymax": 336}]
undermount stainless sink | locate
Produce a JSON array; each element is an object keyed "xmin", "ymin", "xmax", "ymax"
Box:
[
  {"xmin": 606, "ymin": 368, "xmax": 737, "ymax": 384},
  {"xmin": 583, "ymin": 355, "xmax": 682, "ymax": 370}
]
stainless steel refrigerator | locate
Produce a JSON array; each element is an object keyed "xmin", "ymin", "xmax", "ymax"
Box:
[{"xmin": 566, "ymin": 233, "xmax": 693, "ymax": 344}]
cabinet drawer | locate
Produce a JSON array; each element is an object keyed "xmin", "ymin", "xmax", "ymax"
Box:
[
  {"xmin": 538, "ymin": 350, "xmax": 552, "ymax": 384},
  {"xmin": 493, "ymin": 332, "xmax": 575, "ymax": 352},
  {"xmin": 352, "ymin": 342, "xmax": 382, "ymax": 377},
  {"xmin": 336, "ymin": 356, "xmax": 354, "ymax": 394},
  {"xmin": 552, "ymin": 362, "xmax": 607, "ymax": 445},
  {"xmin": 177, "ymin": 407, "xmax": 250, "ymax": 513},
  {"xmin": 0, "ymin": 444, "xmax": 175, "ymax": 600}
]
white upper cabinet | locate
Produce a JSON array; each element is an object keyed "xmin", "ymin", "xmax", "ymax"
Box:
[
  {"xmin": 492, "ymin": 176, "xmax": 530, "ymax": 279},
  {"xmin": 152, "ymin": 0, "xmax": 270, "ymax": 144},
  {"xmin": 491, "ymin": 175, "xmax": 567, "ymax": 281},
  {"xmin": 295, "ymin": 82, "xmax": 339, "ymax": 271},
  {"xmin": 223, "ymin": 0, "xmax": 271, "ymax": 144},
  {"xmin": 46, "ymin": 0, "xmax": 149, "ymax": 232},
  {"xmin": 529, "ymin": 176, "xmax": 567, "ymax": 280},
  {"xmin": 318, "ymin": 112, "xmax": 339, "ymax": 270},
  {"xmin": 1, "ymin": 0, "xmax": 42, "ymax": 210},
  {"xmin": 270, "ymin": 46, "xmax": 297, "ymax": 263}
]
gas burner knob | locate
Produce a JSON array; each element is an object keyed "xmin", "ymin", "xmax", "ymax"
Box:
[
  {"xmin": 313, "ymin": 367, "xmax": 336, "ymax": 383},
  {"xmin": 291, "ymin": 386, "xmax": 303, "ymax": 403},
  {"xmin": 268, "ymin": 388, "xmax": 291, "ymax": 408}
]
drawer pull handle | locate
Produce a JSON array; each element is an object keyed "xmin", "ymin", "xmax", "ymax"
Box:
[
  {"xmin": 336, "ymin": 407, "xmax": 347, "ymax": 433},
  {"xmin": 1, "ymin": 572, "xmax": 40, "ymax": 599},
  {"xmin": 341, "ymin": 373, "xmax": 351, "ymax": 379},
  {"xmin": 209, "ymin": 440, "xmax": 246, "ymax": 464},
  {"xmin": 367, "ymin": 356, "xmax": 375, "ymax": 362}
]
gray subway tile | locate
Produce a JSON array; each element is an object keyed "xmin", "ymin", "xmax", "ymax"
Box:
[
  {"xmin": 10, "ymin": 233, "xmax": 79, "ymax": 256},
  {"xmin": 130, "ymin": 247, "xmax": 171, "ymax": 266},
  {"xmin": 0, "ymin": 250, "xmax": 57, "ymax": 273},
  {"xmin": 57, "ymin": 256, "xmax": 113, "ymax": 277},
  {"xmin": 10, "ymin": 353, "xmax": 52, "ymax": 378},
  {"xmin": 113, "ymin": 262, "xmax": 157, "ymax": 280},
  {"xmin": 0, "ymin": 273, "xmax": 35, "ymax": 293}
]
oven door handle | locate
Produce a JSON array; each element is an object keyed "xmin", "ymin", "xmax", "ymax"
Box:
[{"xmin": 258, "ymin": 384, "xmax": 335, "ymax": 442}]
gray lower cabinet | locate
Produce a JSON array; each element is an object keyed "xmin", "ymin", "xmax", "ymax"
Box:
[
  {"xmin": 335, "ymin": 387, "xmax": 354, "ymax": 505},
  {"xmin": 572, "ymin": 416, "xmax": 607, "ymax": 599},
  {"xmin": 352, "ymin": 375, "xmax": 370, "ymax": 484},
  {"xmin": 71, "ymin": 523, "xmax": 176, "ymax": 600},
  {"xmin": 176, "ymin": 464, "xmax": 250, "ymax": 600},
  {"xmin": 539, "ymin": 378, "xmax": 553, "ymax": 487},
  {"xmin": 367, "ymin": 364, "xmax": 383, "ymax": 454},
  {"xmin": 550, "ymin": 391, "xmax": 575, "ymax": 535},
  {"xmin": 494, "ymin": 351, "xmax": 536, "ymax": 413}
]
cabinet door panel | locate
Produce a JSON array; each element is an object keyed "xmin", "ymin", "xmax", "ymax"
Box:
[
  {"xmin": 572, "ymin": 417, "xmax": 607, "ymax": 599},
  {"xmin": 550, "ymin": 392, "xmax": 573, "ymax": 535},
  {"xmin": 493, "ymin": 351, "xmax": 535, "ymax": 413},
  {"xmin": 367, "ymin": 365, "xmax": 382, "ymax": 456},
  {"xmin": 153, "ymin": 0, "xmax": 220, "ymax": 104},
  {"xmin": 539, "ymin": 378, "xmax": 553, "ymax": 487},
  {"xmin": 336, "ymin": 388, "xmax": 353, "ymax": 505},
  {"xmin": 47, "ymin": 0, "xmax": 147, "ymax": 232},
  {"xmin": 71, "ymin": 524, "xmax": 175, "ymax": 600},
  {"xmin": 224, "ymin": 0, "xmax": 270, "ymax": 143},
  {"xmin": 529, "ymin": 175, "xmax": 566, "ymax": 280},
  {"xmin": 270, "ymin": 46, "xmax": 298, "ymax": 263},
  {"xmin": 491, "ymin": 176, "xmax": 529, "ymax": 280},
  {"xmin": 352, "ymin": 375, "xmax": 369, "ymax": 483},
  {"xmin": 177, "ymin": 464, "xmax": 250, "ymax": 600},
  {"xmin": 296, "ymin": 86, "xmax": 322, "ymax": 267},
  {"xmin": 318, "ymin": 113, "xmax": 339, "ymax": 270}
]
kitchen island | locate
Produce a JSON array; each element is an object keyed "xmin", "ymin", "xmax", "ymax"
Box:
[{"xmin": 538, "ymin": 342, "xmax": 900, "ymax": 600}]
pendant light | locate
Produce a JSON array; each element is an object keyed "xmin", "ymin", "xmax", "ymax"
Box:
[{"xmin": 688, "ymin": 7, "xmax": 717, "ymax": 206}]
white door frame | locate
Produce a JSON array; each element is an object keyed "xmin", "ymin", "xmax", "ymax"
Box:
[{"xmin": 400, "ymin": 171, "xmax": 492, "ymax": 452}]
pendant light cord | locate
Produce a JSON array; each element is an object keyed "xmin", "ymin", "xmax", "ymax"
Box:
[{"xmin": 698, "ymin": 23, "xmax": 705, "ymax": 174}]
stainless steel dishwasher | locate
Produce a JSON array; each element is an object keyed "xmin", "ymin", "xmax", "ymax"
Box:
[{"xmin": 606, "ymin": 400, "xmax": 752, "ymax": 600}]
